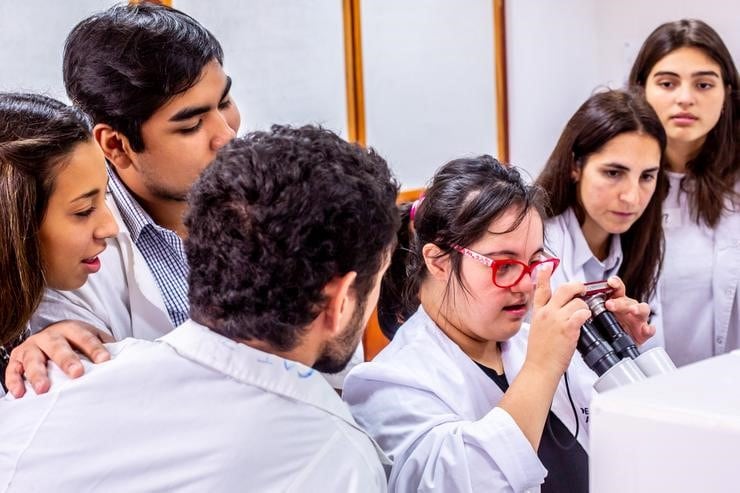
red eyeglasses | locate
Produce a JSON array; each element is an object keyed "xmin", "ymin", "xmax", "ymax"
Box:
[{"xmin": 452, "ymin": 244, "xmax": 560, "ymax": 288}]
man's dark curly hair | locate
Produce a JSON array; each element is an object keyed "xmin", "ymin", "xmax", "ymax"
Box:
[
  {"xmin": 63, "ymin": 3, "xmax": 223, "ymax": 152},
  {"xmin": 185, "ymin": 124, "xmax": 400, "ymax": 351}
]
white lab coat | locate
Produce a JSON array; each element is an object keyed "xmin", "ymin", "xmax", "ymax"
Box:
[
  {"xmin": 707, "ymin": 189, "xmax": 740, "ymax": 355},
  {"xmin": 544, "ymin": 208, "xmax": 665, "ymax": 349},
  {"xmin": 659, "ymin": 177, "xmax": 740, "ymax": 364},
  {"xmin": 0, "ymin": 321, "xmax": 388, "ymax": 492},
  {"xmin": 29, "ymin": 191, "xmax": 361, "ymax": 387},
  {"xmin": 343, "ymin": 306, "xmax": 596, "ymax": 493}
]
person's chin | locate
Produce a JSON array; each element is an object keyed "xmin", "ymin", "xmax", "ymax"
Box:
[
  {"xmin": 312, "ymin": 355, "xmax": 352, "ymax": 374},
  {"xmin": 492, "ymin": 316, "xmax": 525, "ymax": 341}
]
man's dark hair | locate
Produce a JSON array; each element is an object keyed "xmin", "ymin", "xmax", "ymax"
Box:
[
  {"xmin": 185, "ymin": 124, "xmax": 400, "ymax": 351},
  {"xmin": 63, "ymin": 3, "xmax": 223, "ymax": 151}
]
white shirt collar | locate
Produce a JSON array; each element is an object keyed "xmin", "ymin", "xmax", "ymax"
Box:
[
  {"xmin": 562, "ymin": 208, "xmax": 622, "ymax": 276},
  {"xmin": 159, "ymin": 320, "xmax": 358, "ymax": 427}
]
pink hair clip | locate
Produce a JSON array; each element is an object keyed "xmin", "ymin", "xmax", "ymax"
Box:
[{"xmin": 410, "ymin": 196, "xmax": 425, "ymax": 223}]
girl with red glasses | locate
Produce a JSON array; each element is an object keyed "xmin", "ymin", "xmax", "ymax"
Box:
[{"xmin": 344, "ymin": 156, "xmax": 653, "ymax": 492}]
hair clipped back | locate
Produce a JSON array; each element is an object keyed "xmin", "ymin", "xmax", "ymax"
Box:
[{"xmin": 378, "ymin": 156, "xmax": 546, "ymax": 338}]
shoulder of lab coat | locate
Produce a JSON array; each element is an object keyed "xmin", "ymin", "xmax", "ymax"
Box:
[
  {"xmin": 344, "ymin": 307, "xmax": 550, "ymax": 493},
  {"xmin": 0, "ymin": 324, "xmax": 387, "ymax": 492},
  {"xmin": 30, "ymin": 192, "xmax": 173, "ymax": 341}
]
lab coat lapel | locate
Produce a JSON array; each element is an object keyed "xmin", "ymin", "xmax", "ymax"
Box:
[
  {"xmin": 423, "ymin": 314, "xmax": 506, "ymax": 414},
  {"xmin": 107, "ymin": 195, "xmax": 174, "ymax": 339},
  {"xmin": 501, "ymin": 323, "xmax": 593, "ymax": 453}
]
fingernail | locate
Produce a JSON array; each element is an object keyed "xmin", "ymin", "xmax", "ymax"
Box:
[
  {"xmin": 66, "ymin": 362, "xmax": 82, "ymax": 373},
  {"xmin": 93, "ymin": 351, "xmax": 109, "ymax": 363},
  {"xmin": 33, "ymin": 382, "xmax": 44, "ymax": 393}
]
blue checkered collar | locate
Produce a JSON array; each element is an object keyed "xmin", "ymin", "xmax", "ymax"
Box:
[{"xmin": 107, "ymin": 165, "xmax": 158, "ymax": 244}]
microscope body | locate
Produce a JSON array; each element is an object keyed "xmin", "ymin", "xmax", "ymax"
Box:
[{"xmin": 575, "ymin": 281, "xmax": 675, "ymax": 392}]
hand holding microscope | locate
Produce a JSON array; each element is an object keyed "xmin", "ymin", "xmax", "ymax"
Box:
[{"xmin": 576, "ymin": 281, "xmax": 676, "ymax": 392}]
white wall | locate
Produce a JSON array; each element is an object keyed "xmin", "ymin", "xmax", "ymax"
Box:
[
  {"xmin": 507, "ymin": 0, "xmax": 740, "ymax": 178},
  {"xmin": 506, "ymin": 0, "xmax": 599, "ymax": 179},
  {"xmin": 361, "ymin": 0, "xmax": 497, "ymax": 188},
  {"xmin": 0, "ymin": 1, "xmax": 116, "ymax": 100},
  {"xmin": 1, "ymin": 1, "xmax": 738, "ymax": 187},
  {"xmin": 176, "ymin": 0, "xmax": 350, "ymax": 139}
]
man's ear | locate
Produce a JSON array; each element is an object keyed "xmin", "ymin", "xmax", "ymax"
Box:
[
  {"xmin": 322, "ymin": 271, "xmax": 358, "ymax": 337},
  {"xmin": 93, "ymin": 123, "xmax": 134, "ymax": 171},
  {"xmin": 422, "ymin": 243, "xmax": 451, "ymax": 282}
]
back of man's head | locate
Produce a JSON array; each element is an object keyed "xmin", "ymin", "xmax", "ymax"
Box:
[
  {"xmin": 185, "ymin": 124, "xmax": 400, "ymax": 352},
  {"xmin": 63, "ymin": 3, "xmax": 223, "ymax": 152}
]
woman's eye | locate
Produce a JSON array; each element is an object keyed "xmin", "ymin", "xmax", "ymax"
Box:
[
  {"xmin": 657, "ymin": 80, "xmax": 674, "ymax": 89},
  {"xmin": 604, "ymin": 169, "xmax": 621, "ymax": 178},
  {"xmin": 641, "ymin": 173, "xmax": 656, "ymax": 182},
  {"xmin": 74, "ymin": 207, "xmax": 95, "ymax": 218},
  {"xmin": 218, "ymin": 99, "xmax": 232, "ymax": 110},
  {"xmin": 697, "ymin": 82, "xmax": 714, "ymax": 90}
]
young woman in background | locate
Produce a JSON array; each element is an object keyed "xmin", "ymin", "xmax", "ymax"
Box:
[
  {"xmin": 629, "ymin": 19, "xmax": 739, "ymax": 366},
  {"xmin": 536, "ymin": 89, "xmax": 666, "ymax": 346}
]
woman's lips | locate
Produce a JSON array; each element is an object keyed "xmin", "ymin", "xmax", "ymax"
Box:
[
  {"xmin": 81, "ymin": 256, "xmax": 101, "ymax": 273},
  {"xmin": 502, "ymin": 303, "xmax": 528, "ymax": 317},
  {"xmin": 671, "ymin": 113, "xmax": 698, "ymax": 126},
  {"xmin": 611, "ymin": 211, "xmax": 636, "ymax": 219}
]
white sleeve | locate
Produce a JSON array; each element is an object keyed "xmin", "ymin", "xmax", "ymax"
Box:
[
  {"xmin": 285, "ymin": 428, "xmax": 388, "ymax": 493},
  {"xmin": 29, "ymin": 288, "xmax": 112, "ymax": 336},
  {"xmin": 345, "ymin": 376, "xmax": 546, "ymax": 493}
]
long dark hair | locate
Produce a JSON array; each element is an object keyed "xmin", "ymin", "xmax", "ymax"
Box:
[
  {"xmin": 536, "ymin": 89, "xmax": 667, "ymax": 304},
  {"xmin": 629, "ymin": 19, "xmax": 740, "ymax": 227},
  {"xmin": 378, "ymin": 156, "xmax": 546, "ymax": 339},
  {"xmin": 0, "ymin": 93, "xmax": 91, "ymax": 345}
]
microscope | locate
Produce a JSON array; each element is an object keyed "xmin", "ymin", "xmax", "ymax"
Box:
[{"xmin": 576, "ymin": 281, "xmax": 675, "ymax": 392}]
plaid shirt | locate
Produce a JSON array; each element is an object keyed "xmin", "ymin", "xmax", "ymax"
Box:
[{"xmin": 108, "ymin": 168, "xmax": 189, "ymax": 327}]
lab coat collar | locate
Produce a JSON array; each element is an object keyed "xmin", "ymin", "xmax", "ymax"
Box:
[
  {"xmin": 160, "ymin": 320, "xmax": 391, "ymax": 465},
  {"xmin": 413, "ymin": 306, "xmax": 593, "ymax": 452},
  {"xmin": 562, "ymin": 208, "xmax": 622, "ymax": 277},
  {"xmin": 413, "ymin": 306, "xmax": 516, "ymax": 410}
]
